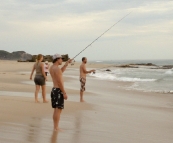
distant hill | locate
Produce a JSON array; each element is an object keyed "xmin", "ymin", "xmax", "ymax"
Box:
[{"xmin": 0, "ymin": 50, "xmax": 32, "ymax": 60}]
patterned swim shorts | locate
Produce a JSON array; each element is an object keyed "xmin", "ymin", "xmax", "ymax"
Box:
[
  {"xmin": 50, "ymin": 88, "xmax": 64, "ymax": 109},
  {"xmin": 80, "ymin": 77, "xmax": 86, "ymax": 92}
]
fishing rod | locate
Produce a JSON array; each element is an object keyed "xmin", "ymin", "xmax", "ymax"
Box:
[{"xmin": 71, "ymin": 11, "xmax": 132, "ymax": 61}]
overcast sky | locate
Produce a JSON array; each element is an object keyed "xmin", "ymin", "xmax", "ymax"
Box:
[{"xmin": 0, "ymin": 0, "xmax": 173, "ymax": 61}]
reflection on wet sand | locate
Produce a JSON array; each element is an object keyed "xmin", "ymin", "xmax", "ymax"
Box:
[
  {"xmin": 51, "ymin": 131, "xmax": 59, "ymax": 143},
  {"xmin": 27, "ymin": 117, "xmax": 41, "ymax": 143},
  {"xmin": 73, "ymin": 112, "xmax": 82, "ymax": 143}
]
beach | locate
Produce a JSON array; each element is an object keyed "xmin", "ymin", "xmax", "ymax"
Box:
[{"xmin": 0, "ymin": 60, "xmax": 173, "ymax": 143}]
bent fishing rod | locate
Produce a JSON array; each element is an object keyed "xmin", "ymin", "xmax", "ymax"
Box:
[{"xmin": 71, "ymin": 11, "xmax": 132, "ymax": 61}]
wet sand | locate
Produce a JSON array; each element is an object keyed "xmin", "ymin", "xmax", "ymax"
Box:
[{"xmin": 0, "ymin": 60, "xmax": 173, "ymax": 143}]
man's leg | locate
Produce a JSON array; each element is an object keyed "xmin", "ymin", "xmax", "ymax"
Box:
[
  {"xmin": 41, "ymin": 85, "xmax": 48, "ymax": 103},
  {"xmin": 35, "ymin": 85, "xmax": 40, "ymax": 103},
  {"xmin": 80, "ymin": 91, "xmax": 85, "ymax": 102},
  {"xmin": 80, "ymin": 78, "xmax": 85, "ymax": 102},
  {"xmin": 53, "ymin": 108, "xmax": 62, "ymax": 131}
]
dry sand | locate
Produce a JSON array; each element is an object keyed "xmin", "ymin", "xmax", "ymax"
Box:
[{"xmin": 0, "ymin": 60, "xmax": 173, "ymax": 143}]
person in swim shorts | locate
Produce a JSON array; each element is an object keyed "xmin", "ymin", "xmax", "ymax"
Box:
[
  {"xmin": 79, "ymin": 57, "xmax": 95, "ymax": 102},
  {"xmin": 44, "ymin": 61, "xmax": 49, "ymax": 76},
  {"xmin": 30, "ymin": 54, "xmax": 48, "ymax": 103},
  {"xmin": 49, "ymin": 53, "xmax": 72, "ymax": 131}
]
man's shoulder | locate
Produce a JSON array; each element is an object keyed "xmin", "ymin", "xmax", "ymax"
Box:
[
  {"xmin": 51, "ymin": 65, "xmax": 60, "ymax": 71},
  {"xmin": 80, "ymin": 63, "xmax": 85, "ymax": 67}
]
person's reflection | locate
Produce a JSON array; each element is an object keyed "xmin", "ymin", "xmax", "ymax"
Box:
[
  {"xmin": 72, "ymin": 112, "xmax": 82, "ymax": 143},
  {"xmin": 51, "ymin": 131, "xmax": 59, "ymax": 143},
  {"xmin": 27, "ymin": 117, "xmax": 41, "ymax": 142}
]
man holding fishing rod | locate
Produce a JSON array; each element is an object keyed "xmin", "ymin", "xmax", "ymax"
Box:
[
  {"xmin": 49, "ymin": 53, "xmax": 72, "ymax": 131},
  {"xmin": 71, "ymin": 12, "xmax": 132, "ymax": 102},
  {"xmin": 80, "ymin": 57, "xmax": 95, "ymax": 102}
]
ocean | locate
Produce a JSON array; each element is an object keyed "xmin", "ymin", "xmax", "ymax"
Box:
[{"xmin": 90, "ymin": 59, "xmax": 173, "ymax": 93}]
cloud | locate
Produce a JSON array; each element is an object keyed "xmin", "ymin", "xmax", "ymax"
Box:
[{"xmin": 0, "ymin": 0, "xmax": 173, "ymax": 60}]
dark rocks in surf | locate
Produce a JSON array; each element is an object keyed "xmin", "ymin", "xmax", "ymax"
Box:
[
  {"xmin": 115, "ymin": 63, "xmax": 173, "ymax": 69},
  {"xmin": 151, "ymin": 65, "xmax": 173, "ymax": 69},
  {"xmin": 162, "ymin": 65, "xmax": 173, "ymax": 69},
  {"xmin": 105, "ymin": 69, "xmax": 111, "ymax": 72},
  {"xmin": 116, "ymin": 65, "xmax": 138, "ymax": 68},
  {"xmin": 130, "ymin": 63, "xmax": 156, "ymax": 66}
]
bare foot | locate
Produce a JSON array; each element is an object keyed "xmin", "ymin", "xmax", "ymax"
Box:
[
  {"xmin": 54, "ymin": 128, "xmax": 63, "ymax": 132},
  {"xmin": 43, "ymin": 100, "xmax": 49, "ymax": 103},
  {"xmin": 35, "ymin": 100, "xmax": 40, "ymax": 103},
  {"xmin": 80, "ymin": 99, "xmax": 85, "ymax": 102}
]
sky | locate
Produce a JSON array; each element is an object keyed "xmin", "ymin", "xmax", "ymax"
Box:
[{"xmin": 0, "ymin": 0, "xmax": 173, "ymax": 61}]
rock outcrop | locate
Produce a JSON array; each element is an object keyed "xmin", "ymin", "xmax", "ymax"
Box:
[
  {"xmin": 0, "ymin": 50, "xmax": 32, "ymax": 61},
  {"xmin": 27, "ymin": 54, "xmax": 69, "ymax": 62},
  {"xmin": 0, "ymin": 50, "xmax": 69, "ymax": 62}
]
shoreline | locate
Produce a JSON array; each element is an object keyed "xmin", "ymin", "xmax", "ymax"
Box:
[{"xmin": 0, "ymin": 60, "xmax": 172, "ymax": 95}]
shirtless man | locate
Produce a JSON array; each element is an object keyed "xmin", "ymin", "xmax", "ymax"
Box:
[
  {"xmin": 80, "ymin": 57, "xmax": 95, "ymax": 102},
  {"xmin": 50, "ymin": 53, "xmax": 71, "ymax": 131}
]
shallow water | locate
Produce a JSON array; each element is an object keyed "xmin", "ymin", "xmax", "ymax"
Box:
[
  {"xmin": 91, "ymin": 67, "xmax": 173, "ymax": 93},
  {"xmin": 18, "ymin": 66, "xmax": 173, "ymax": 94}
]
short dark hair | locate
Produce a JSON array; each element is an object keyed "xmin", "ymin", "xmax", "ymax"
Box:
[
  {"xmin": 82, "ymin": 57, "xmax": 86, "ymax": 61},
  {"xmin": 53, "ymin": 58, "xmax": 58, "ymax": 63},
  {"xmin": 53, "ymin": 58, "xmax": 61, "ymax": 63}
]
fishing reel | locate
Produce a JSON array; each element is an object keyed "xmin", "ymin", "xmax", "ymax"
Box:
[{"xmin": 71, "ymin": 59, "xmax": 75, "ymax": 66}]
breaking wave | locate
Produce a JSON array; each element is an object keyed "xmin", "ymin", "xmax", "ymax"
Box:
[{"xmin": 90, "ymin": 72, "xmax": 156, "ymax": 82}]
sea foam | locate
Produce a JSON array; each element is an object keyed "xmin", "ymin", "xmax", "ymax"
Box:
[
  {"xmin": 91, "ymin": 72, "xmax": 156, "ymax": 82},
  {"xmin": 165, "ymin": 70, "xmax": 173, "ymax": 75}
]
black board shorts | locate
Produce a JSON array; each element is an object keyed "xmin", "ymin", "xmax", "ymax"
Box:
[
  {"xmin": 34, "ymin": 75, "xmax": 45, "ymax": 86},
  {"xmin": 51, "ymin": 88, "xmax": 64, "ymax": 109}
]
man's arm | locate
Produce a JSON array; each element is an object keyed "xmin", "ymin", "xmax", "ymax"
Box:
[
  {"xmin": 61, "ymin": 62, "xmax": 68, "ymax": 73},
  {"xmin": 55, "ymin": 68, "xmax": 67, "ymax": 99},
  {"xmin": 61, "ymin": 59, "xmax": 72, "ymax": 73},
  {"xmin": 82, "ymin": 65, "xmax": 95, "ymax": 74}
]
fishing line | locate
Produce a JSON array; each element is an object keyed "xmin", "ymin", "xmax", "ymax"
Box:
[{"xmin": 72, "ymin": 11, "xmax": 132, "ymax": 60}]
